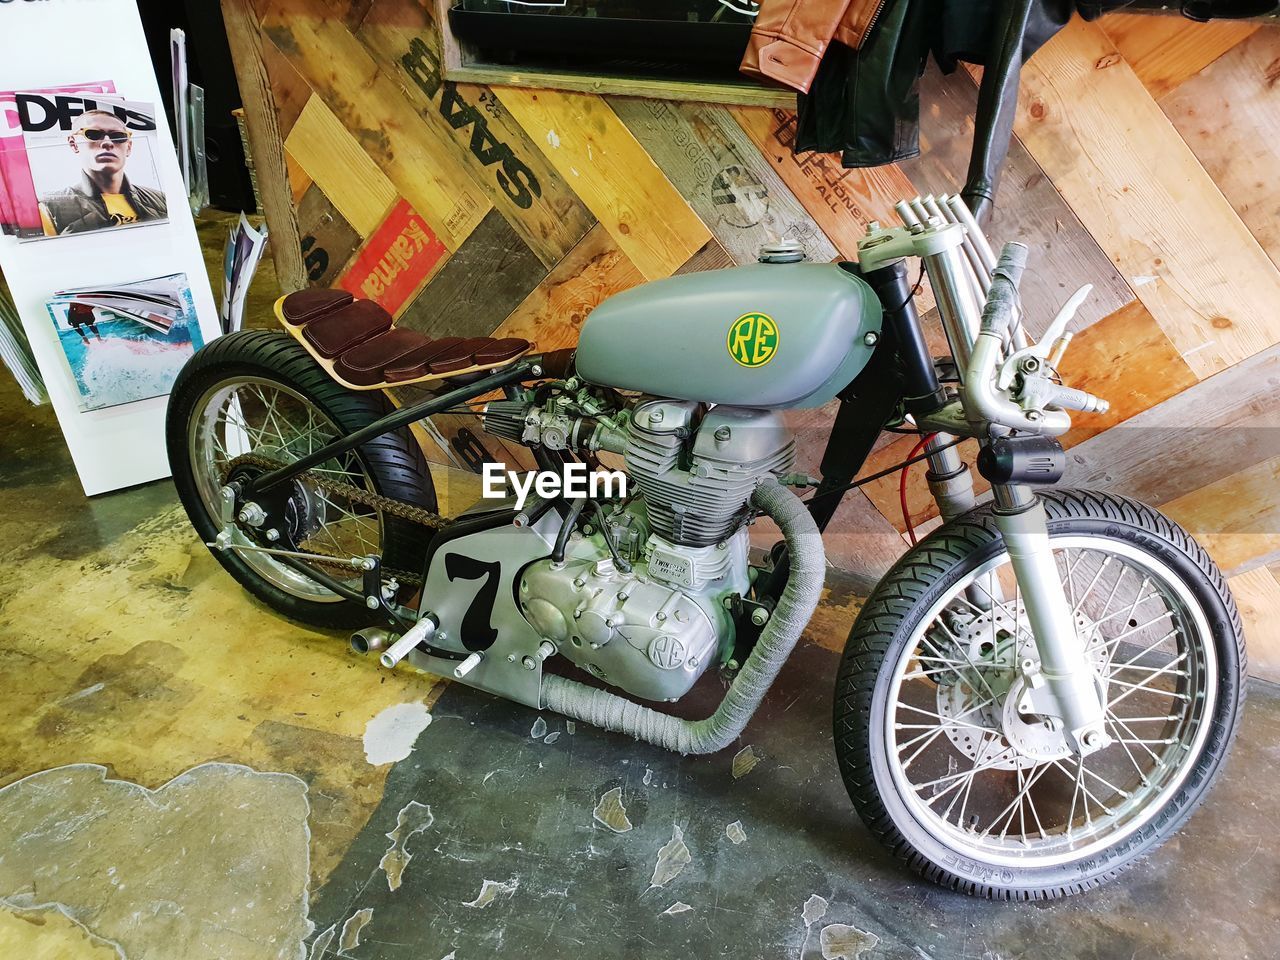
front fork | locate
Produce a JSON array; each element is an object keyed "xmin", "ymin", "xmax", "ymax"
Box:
[
  {"xmin": 990, "ymin": 485, "xmax": 1110, "ymax": 755},
  {"xmin": 925, "ymin": 445, "xmax": 1108, "ymax": 755},
  {"xmin": 860, "ymin": 211, "xmax": 1111, "ymax": 758}
]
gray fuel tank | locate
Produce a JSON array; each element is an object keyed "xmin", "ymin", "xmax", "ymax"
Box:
[{"xmin": 575, "ymin": 260, "xmax": 883, "ymax": 409}]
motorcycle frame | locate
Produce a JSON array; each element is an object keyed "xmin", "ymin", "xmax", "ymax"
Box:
[
  {"xmin": 233, "ymin": 238, "xmax": 1108, "ymax": 756},
  {"xmin": 235, "ymin": 260, "xmax": 990, "ymax": 576},
  {"xmin": 238, "ymin": 260, "xmax": 948, "ymax": 540}
]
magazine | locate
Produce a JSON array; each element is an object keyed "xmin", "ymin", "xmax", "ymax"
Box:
[
  {"xmin": 0, "ymin": 81, "xmax": 116, "ymax": 236},
  {"xmin": 221, "ymin": 214, "xmax": 268, "ymax": 334},
  {"xmin": 0, "ymin": 283, "xmax": 45, "ymax": 404},
  {"xmin": 45, "ymin": 273, "xmax": 203, "ymax": 412},
  {"xmin": 15, "ymin": 91, "xmax": 168, "ymax": 241}
]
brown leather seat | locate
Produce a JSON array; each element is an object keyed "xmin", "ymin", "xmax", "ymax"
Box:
[
  {"xmin": 303, "ymin": 300, "xmax": 393, "ymax": 359},
  {"xmin": 277, "ymin": 289, "xmax": 531, "ymax": 390},
  {"xmin": 280, "ymin": 288, "xmax": 353, "ymax": 325}
]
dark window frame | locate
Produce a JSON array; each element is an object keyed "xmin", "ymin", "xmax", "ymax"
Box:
[{"xmin": 432, "ymin": 0, "xmax": 796, "ymax": 108}]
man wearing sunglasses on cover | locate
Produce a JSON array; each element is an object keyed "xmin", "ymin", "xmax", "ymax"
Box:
[{"xmin": 38, "ymin": 109, "xmax": 167, "ymax": 236}]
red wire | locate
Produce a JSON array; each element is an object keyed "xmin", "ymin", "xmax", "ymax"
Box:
[{"xmin": 900, "ymin": 432, "xmax": 938, "ymax": 546}]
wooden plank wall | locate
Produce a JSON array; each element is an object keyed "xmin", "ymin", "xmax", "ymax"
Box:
[{"xmin": 223, "ymin": 0, "xmax": 1280, "ymax": 681}]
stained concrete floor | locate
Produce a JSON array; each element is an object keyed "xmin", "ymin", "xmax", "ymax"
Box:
[{"xmin": 2, "ymin": 223, "xmax": 1279, "ymax": 959}]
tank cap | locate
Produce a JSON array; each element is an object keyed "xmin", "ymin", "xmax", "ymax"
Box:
[{"xmin": 757, "ymin": 239, "xmax": 806, "ymax": 264}]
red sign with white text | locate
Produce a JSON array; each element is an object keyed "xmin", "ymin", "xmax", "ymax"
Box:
[{"xmin": 338, "ymin": 199, "xmax": 447, "ymax": 316}]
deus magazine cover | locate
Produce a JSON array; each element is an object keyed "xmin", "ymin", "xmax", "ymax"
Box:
[{"xmin": 14, "ymin": 91, "xmax": 168, "ymax": 240}]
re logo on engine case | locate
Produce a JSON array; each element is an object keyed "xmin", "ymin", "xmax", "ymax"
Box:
[{"xmin": 727, "ymin": 312, "xmax": 779, "ymax": 367}]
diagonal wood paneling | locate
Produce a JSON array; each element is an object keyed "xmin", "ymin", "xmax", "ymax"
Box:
[
  {"xmin": 1013, "ymin": 20, "xmax": 1280, "ymax": 380},
  {"xmin": 260, "ymin": 0, "xmax": 491, "ymax": 250},
  {"xmin": 492, "ymin": 223, "xmax": 645, "ymax": 351},
  {"xmin": 398, "ymin": 209, "xmax": 548, "ymax": 341},
  {"xmin": 1098, "ymin": 13, "xmax": 1259, "ymax": 99},
  {"xmin": 1162, "ymin": 454, "xmax": 1280, "ymax": 574},
  {"xmin": 350, "ymin": 0, "xmax": 597, "ymax": 268},
  {"xmin": 1228, "ymin": 566, "xmax": 1280, "ymax": 683},
  {"xmin": 609, "ymin": 98, "xmax": 838, "ymax": 266},
  {"xmin": 731, "ymin": 104, "xmax": 919, "ymax": 258},
  {"xmin": 296, "ymin": 185, "xmax": 362, "ymax": 287},
  {"xmin": 1159, "ymin": 29, "xmax": 1280, "ymax": 272},
  {"xmin": 285, "ymin": 96, "xmax": 397, "ymax": 237},
  {"xmin": 1061, "ymin": 341, "xmax": 1280, "ymax": 509},
  {"xmin": 496, "ymin": 88, "xmax": 711, "ymax": 281}
]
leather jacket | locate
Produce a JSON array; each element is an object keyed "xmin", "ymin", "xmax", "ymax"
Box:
[
  {"xmin": 740, "ymin": 0, "xmax": 1274, "ymax": 222},
  {"xmin": 739, "ymin": 0, "xmax": 886, "ymax": 94},
  {"xmin": 39, "ymin": 172, "xmax": 168, "ymax": 235}
]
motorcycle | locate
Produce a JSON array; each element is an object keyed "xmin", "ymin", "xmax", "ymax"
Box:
[{"xmin": 166, "ymin": 197, "xmax": 1244, "ymax": 900}]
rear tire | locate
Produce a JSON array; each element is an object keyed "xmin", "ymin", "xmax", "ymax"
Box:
[
  {"xmin": 834, "ymin": 489, "xmax": 1245, "ymax": 899},
  {"xmin": 166, "ymin": 330, "xmax": 437, "ymax": 630}
]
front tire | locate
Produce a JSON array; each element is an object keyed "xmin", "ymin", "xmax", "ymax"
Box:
[{"xmin": 834, "ymin": 489, "xmax": 1245, "ymax": 899}]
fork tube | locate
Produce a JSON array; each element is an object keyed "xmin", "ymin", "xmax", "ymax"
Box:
[
  {"xmin": 991, "ymin": 483, "xmax": 1109, "ymax": 755},
  {"xmin": 923, "ymin": 435, "xmax": 975, "ymax": 523},
  {"xmin": 921, "ymin": 244, "xmax": 983, "ymax": 373}
]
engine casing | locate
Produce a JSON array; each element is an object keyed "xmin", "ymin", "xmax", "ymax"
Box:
[
  {"xmin": 494, "ymin": 391, "xmax": 796, "ymax": 702},
  {"xmin": 518, "ymin": 509, "xmax": 750, "ymax": 702}
]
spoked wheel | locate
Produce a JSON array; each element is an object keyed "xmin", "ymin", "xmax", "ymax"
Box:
[
  {"xmin": 166, "ymin": 331, "xmax": 436, "ymax": 629},
  {"xmin": 835, "ymin": 490, "xmax": 1244, "ymax": 899}
]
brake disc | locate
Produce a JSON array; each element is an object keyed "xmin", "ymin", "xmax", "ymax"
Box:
[
  {"xmin": 936, "ymin": 603, "xmax": 1109, "ymax": 770},
  {"xmin": 935, "ymin": 608, "xmax": 1027, "ymax": 771}
]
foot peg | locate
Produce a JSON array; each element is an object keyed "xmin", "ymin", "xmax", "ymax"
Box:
[{"xmin": 379, "ymin": 614, "xmax": 439, "ymax": 669}]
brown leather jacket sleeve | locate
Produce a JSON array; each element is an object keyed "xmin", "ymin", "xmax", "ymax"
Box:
[{"xmin": 740, "ymin": 0, "xmax": 885, "ymax": 94}]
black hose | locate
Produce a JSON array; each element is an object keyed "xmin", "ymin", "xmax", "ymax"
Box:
[
  {"xmin": 551, "ymin": 497, "xmax": 586, "ymax": 564},
  {"xmin": 584, "ymin": 500, "xmax": 632, "ymax": 574}
]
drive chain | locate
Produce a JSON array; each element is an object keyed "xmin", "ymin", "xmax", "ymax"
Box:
[{"xmin": 222, "ymin": 453, "xmax": 448, "ymax": 586}]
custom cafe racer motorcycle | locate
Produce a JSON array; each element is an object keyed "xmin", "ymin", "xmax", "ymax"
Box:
[{"xmin": 167, "ymin": 197, "xmax": 1244, "ymax": 899}]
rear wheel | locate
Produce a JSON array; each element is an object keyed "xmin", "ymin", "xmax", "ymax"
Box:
[
  {"xmin": 166, "ymin": 330, "xmax": 436, "ymax": 629},
  {"xmin": 834, "ymin": 490, "xmax": 1245, "ymax": 899}
]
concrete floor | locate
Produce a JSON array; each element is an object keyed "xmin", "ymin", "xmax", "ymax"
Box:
[{"xmin": 1, "ymin": 225, "xmax": 1279, "ymax": 959}]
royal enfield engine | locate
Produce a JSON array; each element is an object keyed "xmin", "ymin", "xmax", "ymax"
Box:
[
  {"xmin": 492, "ymin": 385, "xmax": 796, "ymax": 702},
  {"xmin": 517, "ymin": 503, "xmax": 750, "ymax": 702}
]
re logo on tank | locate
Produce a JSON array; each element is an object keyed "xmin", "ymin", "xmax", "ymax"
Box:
[{"xmin": 727, "ymin": 312, "xmax": 779, "ymax": 367}]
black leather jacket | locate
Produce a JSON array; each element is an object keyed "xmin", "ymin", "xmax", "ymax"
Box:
[
  {"xmin": 794, "ymin": 0, "xmax": 1273, "ymax": 223},
  {"xmin": 39, "ymin": 172, "xmax": 168, "ymax": 235}
]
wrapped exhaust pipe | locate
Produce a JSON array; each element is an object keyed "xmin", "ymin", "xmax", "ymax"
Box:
[{"xmin": 540, "ymin": 479, "xmax": 824, "ymax": 755}]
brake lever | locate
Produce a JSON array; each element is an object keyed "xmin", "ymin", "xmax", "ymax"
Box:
[{"xmin": 997, "ymin": 283, "xmax": 1092, "ymax": 390}]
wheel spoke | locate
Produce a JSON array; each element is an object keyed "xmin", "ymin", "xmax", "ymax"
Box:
[
  {"xmin": 191, "ymin": 378, "xmax": 394, "ymax": 602},
  {"xmin": 977, "ymin": 761, "xmax": 1052, "ymax": 842},
  {"xmin": 1108, "ymin": 655, "xmax": 1190, "ymax": 708},
  {"xmin": 1072, "ymin": 555, "xmax": 1113, "ymax": 617}
]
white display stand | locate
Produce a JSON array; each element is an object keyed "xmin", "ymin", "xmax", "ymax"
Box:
[{"xmin": 0, "ymin": 0, "xmax": 220, "ymax": 495}]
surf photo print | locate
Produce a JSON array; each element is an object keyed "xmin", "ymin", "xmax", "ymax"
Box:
[
  {"xmin": 45, "ymin": 273, "xmax": 203, "ymax": 412},
  {"xmin": 16, "ymin": 91, "xmax": 168, "ymax": 240}
]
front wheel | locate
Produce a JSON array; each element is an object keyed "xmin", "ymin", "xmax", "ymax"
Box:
[{"xmin": 835, "ymin": 489, "xmax": 1245, "ymax": 899}]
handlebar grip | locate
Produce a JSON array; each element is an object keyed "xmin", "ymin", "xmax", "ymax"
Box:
[{"xmin": 980, "ymin": 242, "xmax": 1029, "ymax": 337}]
